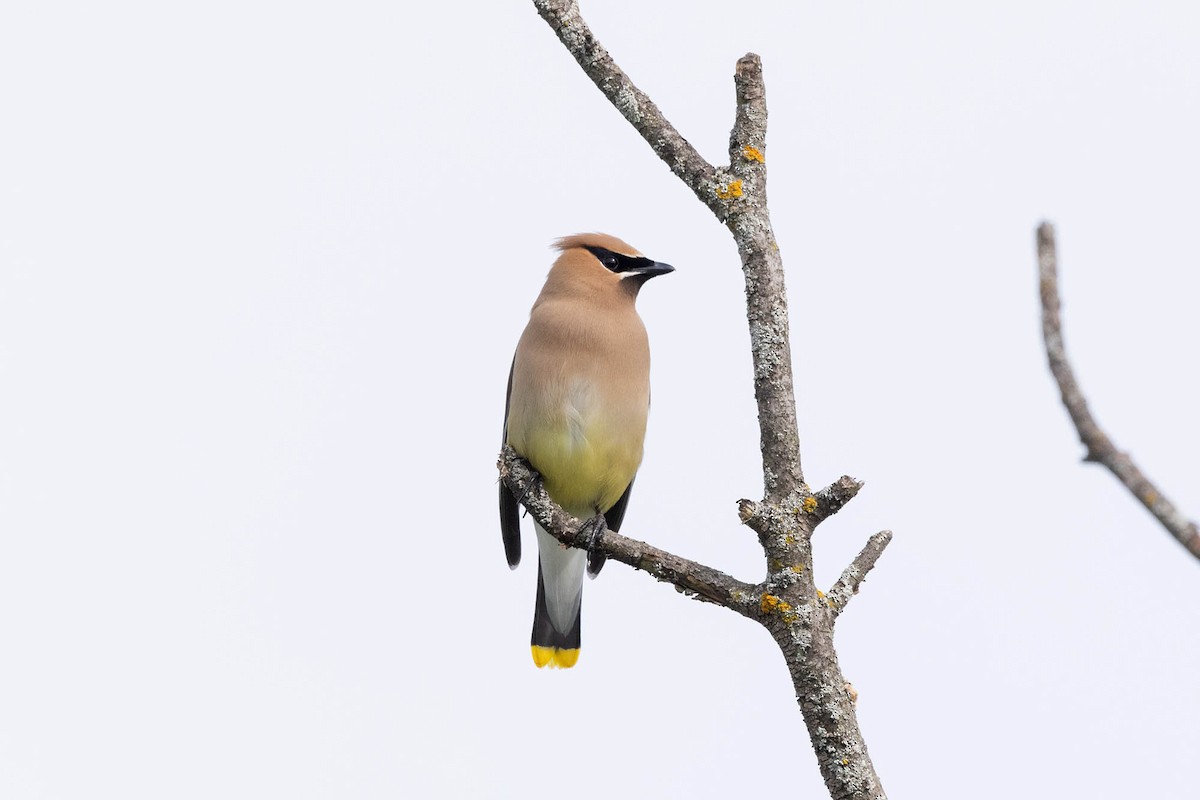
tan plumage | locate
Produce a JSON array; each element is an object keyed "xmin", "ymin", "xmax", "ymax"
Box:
[{"xmin": 500, "ymin": 233, "xmax": 673, "ymax": 668}]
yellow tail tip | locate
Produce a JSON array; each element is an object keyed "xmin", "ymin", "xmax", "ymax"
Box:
[{"xmin": 531, "ymin": 645, "xmax": 580, "ymax": 669}]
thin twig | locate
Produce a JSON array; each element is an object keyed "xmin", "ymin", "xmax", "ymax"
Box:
[
  {"xmin": 827, "ymin": 531, "xmax": 893, "ymax": 619},
  {"xmin": 1037, "ymin": 222, "xmax": 1200, "ymax": 560},
  {"xmin": 529, "ymin": 0, "xmax": 719, "ymax": 214}
]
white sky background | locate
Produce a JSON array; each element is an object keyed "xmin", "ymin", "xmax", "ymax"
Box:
[{"xmin": 1, "ymin": 1, "xmax": 1198, "ymax": 797}]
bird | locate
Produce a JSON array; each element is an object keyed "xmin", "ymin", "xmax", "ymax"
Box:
[{"xmin": 500, "ymin": 233, "xmax": 673, "ymax": 669}]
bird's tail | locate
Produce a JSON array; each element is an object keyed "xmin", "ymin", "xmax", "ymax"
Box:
[{"xmin": 531, "ymin": 523, "xmax": 585, "ymax": 669}]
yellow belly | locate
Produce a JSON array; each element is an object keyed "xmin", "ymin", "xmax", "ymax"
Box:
[{"xmin": 519, "ymin": 421, "xmax": 642, "ymax": 517}]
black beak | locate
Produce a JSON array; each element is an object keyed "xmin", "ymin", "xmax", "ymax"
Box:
[{"xmin": 629, "ymin": 261, "xmax": 674, "ymax": 279}]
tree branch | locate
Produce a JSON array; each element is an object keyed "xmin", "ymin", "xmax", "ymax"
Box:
[
  {"xmin": 1037, "ymin": 222, "xmax": 1200, "ymax": 561},
  {"xmin": 827, "ymin": 531, "xmax": 893, "ymax": 619},
  {"xmin": 812, "ymin": 476, "xmax": 866, "ymax": 525},
  {"xmin": 530, "ymin": 0, "xmax": 719, "ymax": 214},
  {"xmin": 499, "ymin": 447, "xmax": 760, "ymax": 614},
  {"xmin": 521, "ymin": 3, "xmax": 892, "ymax": 797},
  {"xmin": 727, "ymin": 54, "xmax": 805, "ymax": 503}
]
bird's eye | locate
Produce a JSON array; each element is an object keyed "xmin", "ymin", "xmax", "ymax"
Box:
[{"xmin": 583, "ymin": 246, "xmax": 624, "ymax": 272}]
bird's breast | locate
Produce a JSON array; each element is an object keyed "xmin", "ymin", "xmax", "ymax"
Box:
[
  {"xmin": 506, "ymin": 297, "xmax": 651, "ymax": 516},
  {"xmin": 509, "ymin": 374, "xmax": 647, "ymax": 518}
]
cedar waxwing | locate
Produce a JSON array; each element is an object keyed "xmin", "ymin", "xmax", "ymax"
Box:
[{"xmin": 500, "ymin": 233, "xmax": 674, "ymax": 669}]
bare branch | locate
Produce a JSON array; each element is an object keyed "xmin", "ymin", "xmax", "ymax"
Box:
[
  {"xmin": 827, "ymin": 531, "xmax": 893, "ymax": 619},
  {"xmin": 530, "ymin": 0, "xmax": 719, "ymax": 214},
  {"xmin": 1037, "ymin": 222, "xmax": 1200, "ymax": 560},
  {"xmin": 811, "ymin": 476, "xmax": 865, "ymax": 525},
  {"xmin": 726, "ymin": 54, "xmax": 805, "ymax": 503},
  {"xmin": 500, "ymin": 447, "xmax": 760, "ymax": 615}
]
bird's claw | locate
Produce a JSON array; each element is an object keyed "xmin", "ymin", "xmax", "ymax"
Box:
[
  {"xmin": 582, "ymin": 512, "xmax": 608, "ymax": 553},
  {"xmin": 517, "ymin": 472, "xmax": 542, "ymax": 517}
]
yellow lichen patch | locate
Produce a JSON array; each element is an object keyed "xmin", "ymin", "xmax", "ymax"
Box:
[
  {"xmin": 742, "ymin": 145, "xmax": 765, "ymax": 163},
  {"xmin": 760, "ymin": 593, "xmax": 799, "ymax": 624},
  {"xmin": 816, "ymin": 589, "xmax": 826, "ymax": 599},
  {"xmin": 789, "ymin": 565, "xmax": 804, "ymax": 574},
  {"xmin": 784, "ymin": 534, "xmax": 796, "ymax": 545},
  {"xmin": 760, "ymin": 593, "xmax": 792, "ymax": 615},
  {"xmin": 802, "ymin": 497, "xmax": 818, "ymax": 514},
  {"xmin": 1143, "ymin": 490, "xmax": 1159, "ymax": 504},
  {"xmin": 715, "ymin": 180, "xmax": 743, "ymax": 199}
]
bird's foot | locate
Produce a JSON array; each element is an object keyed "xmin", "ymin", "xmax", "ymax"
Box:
[
  {"xmin": 581, "ymin": 512, "xmax": 608, "ymax": 553},
  {"xmin": 516, "ymin": 471, "xmax": 542, "ymax": 517}
]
